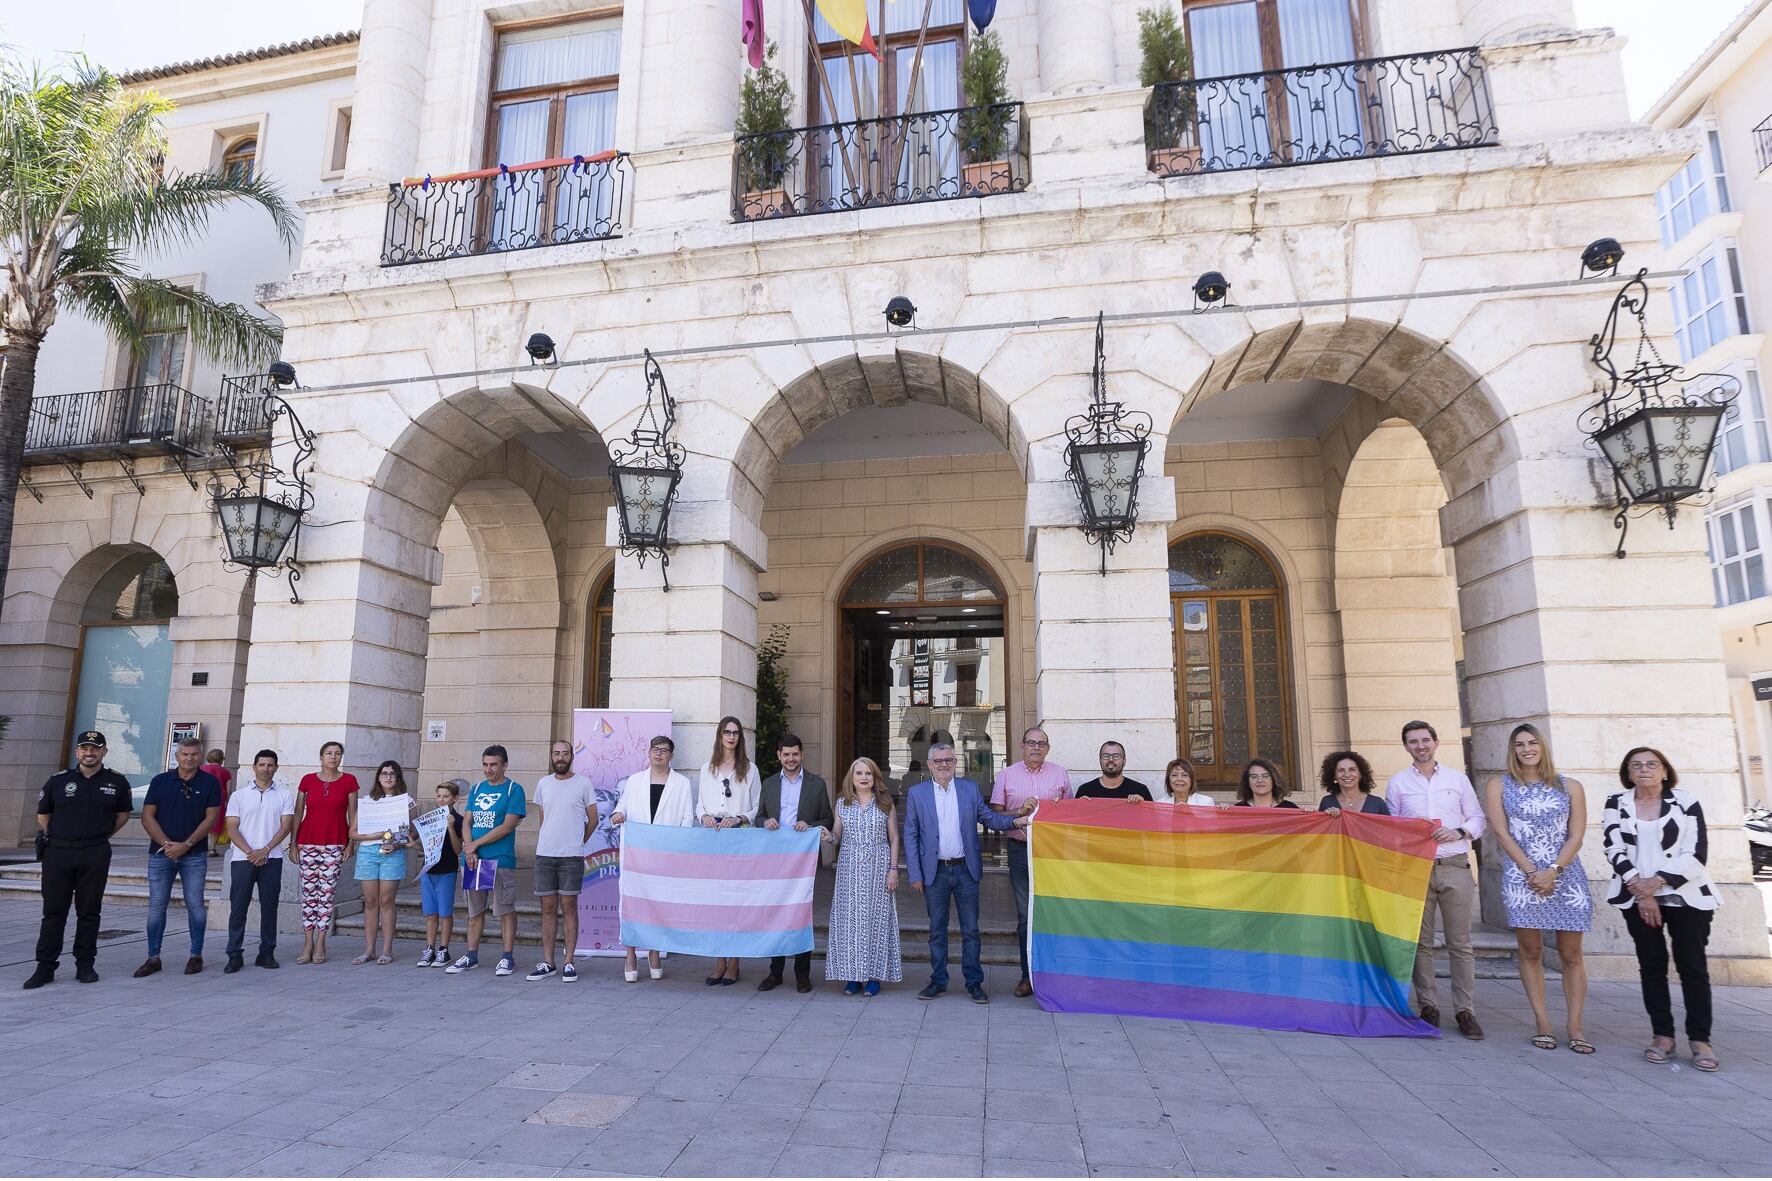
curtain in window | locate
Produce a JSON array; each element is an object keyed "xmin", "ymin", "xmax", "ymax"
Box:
[
  {"xmin": 1275, "ymin": 0, "xmax": 1360, "ymax": 161},
  {"xmin": 491, "ymin": 99, "xmax": 550, "ymax": 248},
  {"xmin": 127, "ymin": 330, "xmax": 185, "ymax": 437},
  {"xmin": 557, "ymin": 91, "xmax": 619, "ymax": 237},
  {"xmin": 812, "ymin": 52, "xmax": 882, "ymax": 207},
  {"xmin": 496, "ymin": 21, "xmax": 622, "ymax": 91},
  {"xmin": 1187, "ymin": 3, "xmax": 1269, "ymax": 168},
  {"xmin": 897, "ymin": 40, "xmax": 960, "ymax": 195}
]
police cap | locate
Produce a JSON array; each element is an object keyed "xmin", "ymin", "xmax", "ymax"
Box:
[{"xmin": 75, "ymin": 730, "xmax": 107, "ymax": 748}]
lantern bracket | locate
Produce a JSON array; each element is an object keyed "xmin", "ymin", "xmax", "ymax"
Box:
[
  {"xmin": 607, "ymin": 350, "xmax": 686, "ymax": 590},
  {"xmin": 206, "ymin": 382, "xmax": 318, "ymax": 603},
  {"xmin": 1063, "ymin": 314, "xmax": 1152, "ymax": 575}
]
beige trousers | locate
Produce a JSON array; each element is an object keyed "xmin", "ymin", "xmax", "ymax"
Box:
[{"xmin": 1411, "ymin": 853, "xmax": 1476, "ymax": 1015}]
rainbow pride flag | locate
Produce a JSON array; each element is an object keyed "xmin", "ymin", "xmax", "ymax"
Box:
[
  {"xmin": 618, "ymin": 822, "xmax": 819, "ymax": 957},
  {"xmin": 1030, "ymin": 800, "xmax": 1440, "ymax": 1038}
]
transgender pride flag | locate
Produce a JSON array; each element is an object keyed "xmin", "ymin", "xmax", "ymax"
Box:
[{"xmin": 618, "ymin": 822, "xmax": 820, "ymax": 957}]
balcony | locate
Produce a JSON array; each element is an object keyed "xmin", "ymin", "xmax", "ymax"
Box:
[
  {"xmin": 215, "ymin": 374, "xmax": 272, "ymax": 446},
  {"xmin": 1756, "ymin": 115, "xmax": 1772, "ymax": 177},
  {"xmin": 732, "ymin": 103, "xmax": 1029, "ymax": 222},
  {"xmin": 1145, "ymin": 48, "xmax": 1498, "ymax": 177},
  {"xmin": 22, "ymin": 385, "xmax": 211, "ymax": 496},
  {"xmin": 381, "ymin": 152, "xmax": 632, "ymax": 266}
]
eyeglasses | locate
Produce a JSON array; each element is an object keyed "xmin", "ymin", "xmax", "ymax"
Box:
[
  {"xmin": 1628, "ymin": 760, "xmax": 1663, "ymax": 771},
  {"xmin": 722, "ymin": 729, "xmax": 741, "ymax": 737},
  {"xmin": 1023, "ymin": 740, "xmax": 1049, "ymax": 748}
]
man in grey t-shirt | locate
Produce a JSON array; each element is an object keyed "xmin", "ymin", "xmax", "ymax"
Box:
[{"xmin": 527, "ymin": 739, "xmax": 598, "ymax": 982}]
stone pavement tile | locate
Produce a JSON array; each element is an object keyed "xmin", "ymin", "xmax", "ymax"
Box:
[
  {"xmin": 885, "ymin": 1112, "xmax": 984, "ymax": 1155},
  {"xmin": 985, "ymin": 1088, "xmax": 1073, "ymax": 1123},
  {"xmin": 141, "ymin": 1133, "xmax": 287, "ymax": 1177},
  {"xmin": 526, "ymin": 1092, "xmax": 640, "ymax": 1130},
  {"xmin": 0, "ymin": 1114, "xmax": 117, "ymax": 1158},
  {"xmin": 771, "ymin": 1144, "xmax": 881, "ymax": 1177},
  {"xmin": 450, "ymin": 1084, "xmax": 558, "ymax": 1122},
  {"xmin": 571, "ymin": 1065, "xmax": 672, "ymax": 1096},
  {"xmin": 791, "ymin": 1107, "xmax": 893, "ymax": 1150},
  {"xmin": 342, "ymin": 1150, "xmax": 467, "ymax": 1177},
  {"xmin": 1077, "ymin": 1123, "xmax": 1184, "ymax": 1169},
  {"xmin": 232, "ymin": 1142, "xmax": 376, "ymax": 1177},
  {"xmin": 895, "ymin": 1084, "xmax": 985, "ymax": 1118},
  {"xmin": 604, "ymin": 1097, "xmax": 722, "ymax": 1138},
  {"xmin": 730, "ymin": 1075, "xmax": 821, "ymax": 1107},
  {"xmin": 653, "ymin": 1069, "xmax": 742, "ymax": 1103},
  {"xmin": 409, "ymin": 1111, "xmax": 526, "ymax": 1158},
  {"xmin": 986, "ymin": 1062, "xmax": 1070, "ymax": 1092},
  {"xmin": 305, "ymin": 1104, "xmax": 436, "ymax": 1150},
  {"xmin": 715, "ymin": 1097, "xmax": 809, "ymax": 1135},
  {"xmin": 1374, "ymin": 1138, "xmax": 1509, "ymax": 1177},
  {"xmin": 1180, "ymin": 1140, "xmax": 1302, "ymax": 1178},
  {"xmin": 982, "ymin": 1159, "xmax": 1085, "ymax": 1177},
  {"xmin": 877, "ymin": 1151, "xmax": 983, "ymax": 1178},
  {"xmin": 1600, "ymin": 1155, "xmax": 1751, "ymax": 1178},
  {"xmin": 1072, "ymin": 1091, "xmax": 1166, "ymax": 1129},
  {"xmin": 222, "ymin": 1099, "xmax": 354, "ymax": 1141},
  {"xmin": 474, "ymin": 1121, "xmax": 608, "ymax": 1166},
  {"xmin": 1278, "ymin": 1138, "xmax": 1403, "ymax": 1177},
  {"xmin": 815, "ymin": 1079, "xmax": 891, "ymax": 1112},
  {"xmin": 63, "ymin": 1124, "xmax": 206, "ymax": 1169},
  {"xmin": 1484, "ymin": 1147, "xmax": 1618, "ymax": 1177},
  {"xmin": 983, "ymin": 1119, "xmax": 1085, "ymax": 1165},
  {"xmin": 1086, "ymin": 1165, "xmax": 1194, "ymax": 1178},
  {"xmin": 2, "ymin": 1160, "xmax": 124, "ymax": 1178},
  {"xmin": 1458, "ymin": 1114, "xmax": 1588, "ymax": 1155},
  {"xmin": 497, "ymin": 1062, "xmax": 599, "ymax": 1091},
  {"xmin": 662, "ymin": 1134, "xmax": 781, "ymax": 1178},
  {"xmin": 448, "ymin": 1162, "xmax": 559, "ymax": 1177},
  {"xmin": 571, "ymin": 1127, "xmax": 694, "ymax": 1176}
]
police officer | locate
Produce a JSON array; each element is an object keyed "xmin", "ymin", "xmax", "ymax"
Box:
[{"xmin": 26, "ymin": 731, "xmax": 134, "ymax": 989}]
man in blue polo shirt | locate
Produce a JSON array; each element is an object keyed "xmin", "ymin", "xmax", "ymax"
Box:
[
  {"xmin": 135, "ymin": 737, "xmax": 223, "ymax": 977},
  {"xmin": 445, "ymin": 745, "xmax": 527, "ymax": 977}
]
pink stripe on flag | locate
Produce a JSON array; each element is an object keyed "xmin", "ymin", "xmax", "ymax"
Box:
[
  {"xmin": 627, "ymin": 847, "xmax": 818, "ymax": 881},
  {"xmin": 623, "ymin": 893, "xmax": 809, "ymax": 933}
]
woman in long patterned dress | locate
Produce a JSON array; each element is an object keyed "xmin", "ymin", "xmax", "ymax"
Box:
[
  {"xmin": 825, "ymin": 758, "xmax": 902, "ymax": 995},
  {"xmin": 1481, "ymin": 723, "xmax": 1594, "ymax": 1053}
]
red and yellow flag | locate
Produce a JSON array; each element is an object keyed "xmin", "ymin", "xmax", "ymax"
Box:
[{"xmin": 815, "ymin": 0, "xmax": 880, "ymax": 57}]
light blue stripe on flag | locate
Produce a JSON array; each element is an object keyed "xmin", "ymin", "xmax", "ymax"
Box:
[
  {"xmin": 620, "ymin": 919, "xmax": 814, "ymax": 958},
  {"xmin": 618, "ymin": 823, "xmax": 819, "ymax": 957},
  {"xmin": 623, "ymin": 822, "xmax": 822, "ymax": 857}
]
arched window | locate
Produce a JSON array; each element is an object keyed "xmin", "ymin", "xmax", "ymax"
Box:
[
  {"xmin": 71, "ymin": 554, "xmax": 179, "ymax": 794},
  {"xmin": 222, "ymin": 137, "xmax": 257, "ymax": 183},
  {"xmin": 1170, "ymin": 533, "xmax": 1292, "ymax": 787},
  {"xmin": 585, "ymin": 569, "xmax": 615, "ymax": 708}
]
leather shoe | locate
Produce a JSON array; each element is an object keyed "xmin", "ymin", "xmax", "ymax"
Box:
[
  {"xmin": 917, "ymin": 982, "xmax": 945, "ymax": 1000},
  {"xmin": 22, "ymin": 965, "xmax": 54, "ymax": 990},
  {"xmin": 75, "ymin": 964, "xmax": 99, "ymax": 984},
  {"xmin": 967, "ymin": 985, "xmax": 990, "ymax": 1005},
  {"xmin": 1419, "ymin": 1005, "xmax": 1441, "ymax": 1027},
  {"xmin": 133, "ymin": 957, "xmax": 162, "ymax": 979},
  {"xmin": 224, "ymin": 955, "xmax": 244, "ymax": 974},
  {"xmin": 1455, "ymin": 1010, "xmax": 1485, "ymax": 1041},
  {"xmin": 1014, "ymin": 980, "xmax": 1033, "ymax": 998},
  {"xmin": 795, "ymin": 978, "xmax": 813, "ymax": 994},
  {"xmin": 184, "ymin": 956, "xmax": 203, "ymax": 975},
  {"xmin": 255, "ymin": 953, "xmax": 279, "ymax": 970},
  {"xmin": 756, "ymin": 974, "xmax": 783, "ymax": 992}
]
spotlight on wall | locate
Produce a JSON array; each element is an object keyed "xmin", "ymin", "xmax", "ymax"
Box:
[
  {"xmin": 1580, "ymin": 238, "xmax": 1624, "ymax": 278},
  {"xmin": 884, "ymin": 297, "xmax": 918, "ymax": 330},
  {"xmin": 525, "ymin": 333, "xmax": 558, "ymax": 364},
  {"xmin": 1192, "ymin": 271, "xmax": 1229, "ymax": 311},
  {"xmin": 267, "ymin": 361, "xmax": 297, "ymax": 388}
]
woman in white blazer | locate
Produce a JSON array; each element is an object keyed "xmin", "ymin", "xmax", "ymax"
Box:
[{"xmin": 610, "ymin": 735, "xmax": 695, "ymax": 982}]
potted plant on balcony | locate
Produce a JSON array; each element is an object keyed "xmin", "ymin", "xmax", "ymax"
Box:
[
  {"xmin": 958, "ymin": 31, "xmax": 1016, "ymax": 195},
  {"xmin": 1139, "ymin": 5, "xmax": 1199, "ymax": 174},
  {"xmin": 735, "ymin": 41, "xmax": 796, "ymax": 218}
]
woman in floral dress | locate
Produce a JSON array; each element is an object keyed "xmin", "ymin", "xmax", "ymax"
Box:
[
  {"xmin": 825, "ymin": 758, "xmax": 902, "ymax": 995},
  {"xmin": 1481, "ymin": 723, "xmax": 1594, "ymax": 1053}
]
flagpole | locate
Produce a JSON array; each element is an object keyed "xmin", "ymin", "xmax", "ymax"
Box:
[
  {"xmin": 801, "ymin": 0, "xmax": 861, "ymax": 195},
  {"xmin": 838, "ymin": 33, "xmax": 870, "ymax": 199},
  {"xmin": 888, "ymin": 0, "xmax": 937, "ymax": 187}
]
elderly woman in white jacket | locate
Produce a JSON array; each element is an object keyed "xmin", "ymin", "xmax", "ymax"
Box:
[{"xmin": 609, "ymin": 735, "xmax": 695, "ymax": 983}]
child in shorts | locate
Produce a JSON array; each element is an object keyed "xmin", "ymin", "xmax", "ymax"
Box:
[{"xmin": 419, "ymin": 783, "xmax": 465, "ymax": 967}]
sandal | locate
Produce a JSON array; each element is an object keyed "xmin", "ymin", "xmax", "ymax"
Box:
[
  {"xmin": 1530, "ymin": 1034, "xmax": 1557, "ymax": 1051},
  {"xmin": 1643, "ymin": 1038, "xmax": 1674, "ymax": 1064},
  {"xmin": 351, "ymin": 953, "xmax": 372, "ymax": 966},
  {"xmin": 376, "ymin": 955, "xmax": 394, "ymax": 966},
  {"xmin": 1691, "ymin": 1044, "xmax": 1720, "ymax": 1072},
  {"xmin": 1568, "ymin": 1039, "xmax": 1595, "ymax": 1055},
  {"xmin": 295, "ymin": 950, "xmax": 313, "ymax": 965}
]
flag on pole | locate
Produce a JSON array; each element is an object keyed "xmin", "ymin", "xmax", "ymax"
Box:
[
  {"xmin": 966, "ymin": 0, "xmax": 996, "ymax": 30},
  {"xmin": 815, "ymin": 0, "xmax": 881, "ymax": 58},
  {"xmin": 1029, "ymin": 799, "xmax": 1442, "ymax": 1038},
  {"xmin": 619, "ymin": 822, "xmax": 820, "ymax": 957},
  {"xmin": 741, "ymin": 0, "xmax": 767, "ymax": 69}
]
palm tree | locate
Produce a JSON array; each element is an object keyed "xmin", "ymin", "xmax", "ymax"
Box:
[{"xmin": 0, "ymin": 56, "xmax": 297, "ymax": 613}]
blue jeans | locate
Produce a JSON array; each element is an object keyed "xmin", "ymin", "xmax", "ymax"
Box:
[
  {"xmin": 146, "ymin": 850, "xmax": 208, "ymax": 957},
  {"xmin": 925, "ymin": 861, "xmax": 982, "ymax": 991},
  {"xmin": 1007, "ymin": 840, "xmax": 1032, "ymax": 983}
]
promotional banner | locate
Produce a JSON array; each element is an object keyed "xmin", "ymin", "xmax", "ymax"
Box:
[
  {"xmin": 618, "ymin": 822, "xmax": 820, "ymax": 957},
  {"xmin": 1029, "ymin": 800, "xmax": 1440, "ymax": 1038},
  {"xmin": 571, "ymin": 708, "xmax": 673, "ymax": 956}
]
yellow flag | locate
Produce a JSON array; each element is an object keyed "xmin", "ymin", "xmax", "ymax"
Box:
[{"xmin": 815, "ymin": 0, "xmax": 880, "ymax": 57}]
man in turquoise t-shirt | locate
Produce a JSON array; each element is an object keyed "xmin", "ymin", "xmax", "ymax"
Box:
[{"xmin": 444, "ymin": 745, "xmax": 527, "ymax": 977}]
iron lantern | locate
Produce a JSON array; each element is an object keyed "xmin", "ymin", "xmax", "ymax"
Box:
[
  {"xmin": 208, "ymin": 370, "xmax": 317, "ymax": 601},
  {"xmin": 1064, "ymin": 314, "xmax": 1152, "ymax": 574},
  {"xmin": 609, "ymin": 350, "xmax": 686, "ymax": 588}
]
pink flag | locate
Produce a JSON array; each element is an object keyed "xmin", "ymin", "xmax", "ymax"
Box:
[{"xmin": 742, "ymin": 0, "xmax": 766, "ymax": 69}]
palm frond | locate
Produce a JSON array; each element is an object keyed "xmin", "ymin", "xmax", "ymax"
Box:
[
  {"xmin": 98, "ymin": 168, "xmax": 300, "ymax": 256},
  {"xmin": 115, "ymin": 278, "xmax": 283, "ymax": 370}
]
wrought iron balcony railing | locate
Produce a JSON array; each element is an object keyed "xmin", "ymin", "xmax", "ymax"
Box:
[
  {"xmin": 1146, "ymin": 47, "xmax": 1498, "ymax": 177},
  {"xmin": 24, "ymin": 383, "xmax": 210, "ymax": 462},
  {"xmin": 382, "ymin": 152, "xmax": 633, "ymax": 266},
  {"xmin": 1756, "ymin": 115, "xmax": 1772, "ymax": 176},
  {"xmin": 215, "ymin": 374, "xmax": 273, "ymax": 444},
  {"xmin": 733, "ymin": 102, "xmax": 1029, "ymax": 222}
]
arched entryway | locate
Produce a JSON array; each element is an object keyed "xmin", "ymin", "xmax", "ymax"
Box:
[
  {"xmin": 836, "ymin": 541, "xmax": 1008, "ymax": 792},
  {"xmin": 69, "ymin": 553, "xmax": 180, "ymax": 797},
  {"xmin": 1169, "ymin": 532, "xmax": 1294, "ymax": 788},
  {"xmin": 584, "ymin": 568, "xmax": 615, "ymax": 709}
]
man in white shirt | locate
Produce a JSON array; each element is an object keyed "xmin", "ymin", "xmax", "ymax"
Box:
[
  {"xmin": 221, "ymin": 749, "xmax": 296, "ymax": 974},
  {"xmin": 528, "ymin": 739, "xmax": 598, "ymax": 983},
  {"xmin": 1385, "ymin": 720, "xmax": 1487, "ymax": 1039},
  {"xmin": 755, "ymin": 734, "xmax": 833, "ymax": 993}
]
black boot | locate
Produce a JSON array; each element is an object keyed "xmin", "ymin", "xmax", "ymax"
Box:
[
  {"xmin": 75, "ymin": 963, "xmax": 99, "ymax": 984},
  {"xmin": 22, "ymin": 964, "xmax": 54, "ymax": 990}
]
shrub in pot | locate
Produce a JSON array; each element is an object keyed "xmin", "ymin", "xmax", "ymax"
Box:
[
  {"xmin": 1139, "ymin": 5, "xmax": 1199, "ymax": 173},
  {"xmin": 735, "ymin": 41, "xmax": 796, "ymax": 217}
]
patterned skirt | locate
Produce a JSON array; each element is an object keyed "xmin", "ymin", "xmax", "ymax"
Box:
[{"xmin": 299, "ymin": 844, "xmax": 345, "ymax": 930}]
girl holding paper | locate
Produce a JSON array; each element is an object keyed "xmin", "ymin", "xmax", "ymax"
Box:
[{"xmin": 351, "ymin": 761, "xmax": 418, "ymax": 965}]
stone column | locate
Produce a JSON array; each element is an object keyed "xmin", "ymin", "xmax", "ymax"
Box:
[
  {"xmin": 1461, "ymin": 1, "xmax": 1629, "ymax": 142},
  {"xmin": 342, "ymin": 0, "xmax": 434, "ymax": 187},
  {"xmin": 1036, "ymin": 0, "xmax": 1117, "ymax": 96},
  {"xmin": 626, "ymin": 0, "xmax": 744, "ymax": 229},
  {"xmin": 1457, "ymin": 0, "xmax": 1575, "ymax": 44},
  {"xmin": 1026, "ymin": 477, "xmax": 1178, "ymax": 792}
]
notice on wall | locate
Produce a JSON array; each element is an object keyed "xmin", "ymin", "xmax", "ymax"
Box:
[{"xmin": 571, "ymin": 708, "xmax": 673, "ymax": 957}]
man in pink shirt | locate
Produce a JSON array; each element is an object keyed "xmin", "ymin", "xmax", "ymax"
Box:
[
  {"xmin": 991, "ymin": 726, "xmax": 1070, "ymax": 998},
  {"xmin": 1385, "ymin": 719, "xmax": 1487, "ymax": 1039}
]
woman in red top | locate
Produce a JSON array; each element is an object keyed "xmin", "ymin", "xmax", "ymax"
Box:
[{"xmin": 290, "ymin": 740, "xmax": 359, "ymax": 964}]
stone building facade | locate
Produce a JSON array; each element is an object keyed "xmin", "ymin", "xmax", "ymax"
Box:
[{"xmin": 2, "ymin": 0, "xmax": 1768, "ymax": 975}]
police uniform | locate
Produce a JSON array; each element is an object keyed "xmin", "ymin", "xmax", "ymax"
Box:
[{"xmin": 35, "ymin": 732, "xmax": 133, "ymax": 977}]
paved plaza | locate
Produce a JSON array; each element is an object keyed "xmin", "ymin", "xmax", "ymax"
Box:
[{"xmin": 0, "ymin": 897, "xmax": 1769, "ymax": 1179}]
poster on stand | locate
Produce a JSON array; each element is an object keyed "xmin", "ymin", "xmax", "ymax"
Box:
[{"xmin": 572, "ymin": 708, "xmax": 673, "ymax": 956}]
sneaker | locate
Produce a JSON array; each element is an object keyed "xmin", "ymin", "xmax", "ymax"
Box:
[
  {"xmin": 417, "ymin": 948, "xmax": 436, "ymax": 967},
  {"xmin": 444, "ymin": 955, "xmax": 477, "ymax": 974},
  {"xmin": 967, "ymin": 984, "xmax": 989, "ymax": 1005},
  {"xmin": 495, "ymin": 955, "xmax": 516, "ymax": 977},
  {"xmin": 917, "ymin": 982, "xmax": 945, "ymax": 1000},
  {"xmin": 433, "ymin": 948, "xmax": 452, "ymax": 968},
  {"xmin": 526, "ymin": 962, "xmax": 557, "ymax": 982},
  {"xmin": 561, "ymin": 963, "xmax": 578, "ymax": 983}
]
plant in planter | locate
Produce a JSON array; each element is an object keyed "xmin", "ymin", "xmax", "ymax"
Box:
[
  {"xmin": 754, "ymin": 624, "xmax": 791, "ymax": 778},
  {"xmin": 958, "ymin": 31, "xmax": 1016, "ymax": 194},
  {"xmin": 735, "ymin": 41, "xmax": 796, "ymax": 218},
  {"xmin": 1138, "ymin": 5, "xmax": 1198, "ymax": 174}
]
